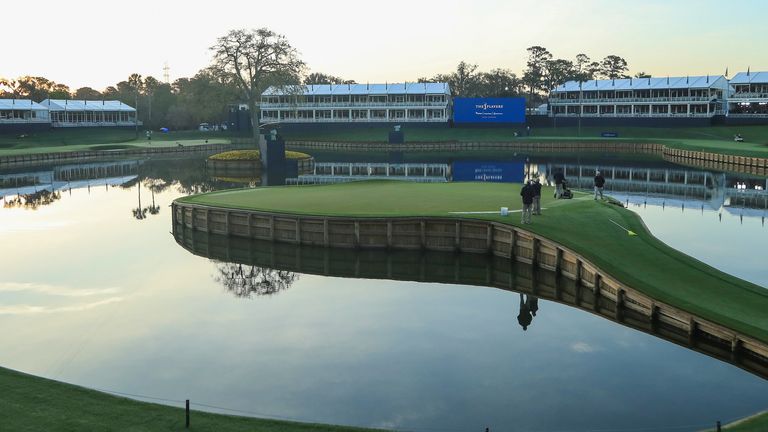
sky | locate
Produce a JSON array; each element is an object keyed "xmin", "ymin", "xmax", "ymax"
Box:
[{"xmin": 3, "ymin": 0, "xmax": 768, "ymax": 91}]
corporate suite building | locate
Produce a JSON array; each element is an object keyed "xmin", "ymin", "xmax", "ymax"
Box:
[
  {"xmin": 0, "ymin": 99, "xmax": 138, "ymax": 132},
  {"xmin": 548, "ymin": 71, "xmax": 768, "ymax": 126},
  {"xmin": 259, "ymin": 83, "xmax": 452, "ymax": 124},
  {"xmin": 257, "ymin": 71, "xmax": 768, "ymax": 128}
]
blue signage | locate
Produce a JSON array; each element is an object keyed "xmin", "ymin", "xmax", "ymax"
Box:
[
  {"xmin": 601, "ymin": 131, "xmax": 619, "ymax": 138},
  {"xmin": 452, "ymin": 161, "xmax": 525, "ymax": 183},
  {"xmin": 453, "ymin": 97, "xmax": 526, "ymax": 123}
]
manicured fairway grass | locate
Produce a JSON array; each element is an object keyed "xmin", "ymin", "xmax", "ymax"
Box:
[
  {"xmin": 0, "ymin": 129, "xmax": 233, "ymax": 156},
  {"xmin": 178, "ymin": 181, "xmax": 768, "ymax": 343},
  {"xmin": 0, "ymin": 367, "xmax": 385, "ymax": 432},
  {"xmin": 284, "ymin": 125, "xmax": 768, "ymax": 158}
]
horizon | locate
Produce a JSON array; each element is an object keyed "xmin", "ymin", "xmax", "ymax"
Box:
[{"xmin": 2, "ymin": 0, "xmax": 768, "ymax": 91}]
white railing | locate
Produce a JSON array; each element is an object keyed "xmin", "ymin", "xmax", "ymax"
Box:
[
  {"xmin": 730, "ymin": 92, "xmax": 768, "ymax": 99},
  {"xmin": 52, "ymin": 121, "xmax": 143, "ymax": 128},
  {"xmin": 549, "ymin": 96, "xmax": 717, "ymax": 104},
  {"xmin": 261, "ymin": 117, "xmax": 447, "ymax": 123},
  {"xmin": 0, "ymin": 118, "xmax": 51, "ymax": 124},
  {"xmin": 260, "ymin": 101, "xmax": 449, "ymax": 108},
  {"xmin": 550, "ymin": 113, "xmax": 715, "ymax": 118}
]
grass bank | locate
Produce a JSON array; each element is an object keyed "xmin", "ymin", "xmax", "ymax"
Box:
[
  {"xmin": 283, "ymin": 125, "xmax": 768, "ymax": 158},
  {"xmin": 0, "ymin": 129, "xmax": 235, "ymax": 156},
  {"xmin": 0, "ymin": 366, "xmax": 384, "ymax": 432},
  {"xmin": 719, "ymin": 411, "xmax": 768, "ymax": 431},
  {"xmin": 178, "ymin": 181, "xmax": 768, "ymax": 343}
]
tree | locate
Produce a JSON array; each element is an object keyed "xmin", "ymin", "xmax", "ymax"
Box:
[
  {"xmin": 74, "ymin": 87, "xmax": 102, "ymax": 100},
  {"xmin": 543, "ymin": 59, "xmax": 575, "ymax": 91},
  {"xmin": 210, "ymin": 28, "xmax": 305, "ymax": 142},
  {"xmin": 522, "ymin": 46, "xmax": 553, "ymax": 106},
  {"xmin": 599, "ymin": 55, "xmax": 630, "ymax": 79},
  {"xmin": 422, "ymin": 62, "xmax": 480, "ymax": 97},
  {"xmin": 5, "ymin": 76, "xmax": 70, "ymax": 100},
  {"xmin": 634, "ymin": 71, "xmax": 652, "ymax": 78},
  {"xmin": 475, "ymin": 69, "xmax": 522, "ymax": 97},
  {"xmin": 143, "ymin": 76, "xmax": 160, "ymax": 123},
  {"xmin": 304, "ymin": 72, "xmax": 355, "ymax": 85},
  {"xmin": 573, "ymin": 54, "xmax": 595, "ymax": 82}
]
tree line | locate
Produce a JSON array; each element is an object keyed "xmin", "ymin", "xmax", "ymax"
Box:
[{"xmin": 1, "ymin": 28, "xmax": 646, "ymax": 132}]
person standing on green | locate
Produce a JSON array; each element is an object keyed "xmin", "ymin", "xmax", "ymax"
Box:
[
  {"xmin": 594, "ymin": 170, "xmax": 606, "ymax": 200},
  {"xmin": 532, "ymin": 178, "xmax": 542, "ymax": 215},
  {"xmin": 520, "ymin": 180, "xmax": 534, "ymax": 224},
  {"xmin": 553, "ymin": 170, "xmax": 565, "ymax": 199}
]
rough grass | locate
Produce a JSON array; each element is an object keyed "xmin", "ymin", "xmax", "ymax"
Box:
[
  {"xmin": 178, "ymin": 181, "xmax": 768, "ymax": 343},
  {"xmin": 0, "ymin": 366, "xmax": 386, "ymax": 432},
  {"xmin": 208, "ymin": 150, "xmax": 311, "ymax": 161}
]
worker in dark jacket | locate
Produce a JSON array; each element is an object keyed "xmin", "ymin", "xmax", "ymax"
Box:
[
  {"xmin": 553, "ymin": 170, "xmax": 565, "ymax": 198},
  {"xmin": 532, "ymin": 178, "xmax": 542, "ymax": 215},
  {"xmin": 520, "ymin": 180, "xmax": 534, "ymax": 224},
  {"xmin": 594, "ymin": 170, "xmax": 606, "ymax": 200}
]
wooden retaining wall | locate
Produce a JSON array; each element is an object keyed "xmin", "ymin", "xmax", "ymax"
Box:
[
  {"xmin": 0, "ymin": 143, "xmax": 243, "ymax": 168},
  {"xmin": 174, "ymin": 228, "xmax": 768, "ymax": 380},
  {"xmin": 284, "ymin": 140, "xmax": 664, "ymax": 154},
  {"xmin": 279, "ymin": 139, "xmax": 768, "ymax": 176},
  {"xmin": 206, "ymin": 157, "xmax": 315, "ymax": 176},
  {"xmin": 661, "ymin": 147, "xmax": 768, "ymax": 177},
  {"xmin": 172, "ymin": 201, "xmax": 768, "ymax": 365}
]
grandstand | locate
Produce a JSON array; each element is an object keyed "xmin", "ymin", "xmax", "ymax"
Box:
[
  {"xmin": 728, "ymin": 71, "xmax": 768, "ymax": 116},
  {"xmin": 259, "ymin": 83, "xmax": 451, "ymax": 124},
  {"xmin": 548, "ymin": 76, "xmax": 729, "ymax": 125},
  {"xmin": 39, "ymin": 99, "xmax": 139, "ymax": 128},
  {"xmin": 0, "ymin": 99, "xmax": 50, "ymax": 132}
]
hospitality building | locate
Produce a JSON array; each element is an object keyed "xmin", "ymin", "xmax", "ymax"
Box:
[{"xmin": 259, "ymin": 83, "xmax": 451, "ymax": 125}]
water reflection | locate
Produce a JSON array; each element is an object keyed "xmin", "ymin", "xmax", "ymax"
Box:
[
  {"xmin": 174, "ymin": 226, "xmax": 768, "ymax": 381},
  {"xmin": 3, "ymin": 190, "xmax": 62, "ymax": 209},
  {"xmin": 214, "ymin": 263, "xmax": 299, "ymax": 298},
  {"xmin": 517, "ymin": 293, "xmax": 538, "ymax": 331}
]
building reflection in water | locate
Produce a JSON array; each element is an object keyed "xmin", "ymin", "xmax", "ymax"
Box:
[{"xmin": 524, "ymin": 159, "xmax": 768, "ymax": 221}]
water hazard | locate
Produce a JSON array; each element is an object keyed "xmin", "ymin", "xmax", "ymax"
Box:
[{"xmin": 1, "ymin": 152, "xmax": 767, "ymax": 431}]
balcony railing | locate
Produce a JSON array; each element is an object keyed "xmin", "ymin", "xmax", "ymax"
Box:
[
  {"xmin": 550, "ymin": 112, "xmax": 716, "ymax": 118},
  {"xmin": 730, "ymin": 92, "xmax": 768, "ymax": 99},
  {"xmin": 51, "ymin": 121, "xmax": 143, "ymax": 128},
  {"xmin": 0, "ymin": 118, "xmax": 51, "ymax": 124},
  {"xmin": 260, "ymin": 117, "xmax": 447, "ymax": 123},
  {"xmin": 259, "ymin": 101, "xmax": 449, "ymax": 108},
  {"xmin": 549, "ymin": 96, "xmax": 718, "ymax": 104}
]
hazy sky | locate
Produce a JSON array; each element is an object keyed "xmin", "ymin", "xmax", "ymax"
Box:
[{"xmin": 4, "ymin": 0, "xmax": 767, "ymax": 90}]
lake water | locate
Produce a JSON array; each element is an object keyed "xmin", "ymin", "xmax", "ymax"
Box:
[{"xmin": 1, "ymin": 153, "xmax": 767, "ymax": 432}]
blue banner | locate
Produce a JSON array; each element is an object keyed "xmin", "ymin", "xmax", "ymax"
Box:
[
  {"xmin": 453, "ymin": 98, "xmax": 526, "ymax": 123},
  {"xmin": 452, "ymin": 161, "xmax": 525, "ymax": 183}
]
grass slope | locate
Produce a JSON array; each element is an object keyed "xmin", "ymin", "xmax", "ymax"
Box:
[
  {"xmin": 284, "ymin": 125, "xmax": 768, "ymax": 158},
  {"xmin": 0, "ymin": 367, "xmax": 384, "ymax": 432},
  {"xmin": 0, "ymin": 129, "xmax": 233, "ymax": 156},
  {"xmin": 721, "ymin": 411, "xmax": 768, "ymax": 431},
  {"xmin": 178, "ymin": 181, "xmax": 768, "ymax": 343}
]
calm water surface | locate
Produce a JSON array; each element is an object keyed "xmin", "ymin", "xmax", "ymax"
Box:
[{"xmin": 1, "ymin": 155, "xmax": 767, "ymax": 432}]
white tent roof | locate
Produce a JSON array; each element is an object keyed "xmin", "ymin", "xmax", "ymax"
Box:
[
  {"xmin": 730, "ymin": 71, "xmax": 768, "ymax": 85},
  {"xmin": 39, "ymin": 99, "xmax": 136, "ymax": 112},
  {"xmin": 0, "ymin": 99, "xmax": 48, "ymax": 110},
  {"xmin": 553, "ymin": 75, "xmax": 728, "ymax": 92},
  {"xmin": 263, "ymin": 82, "xmax": 451, "ymax": 96}
]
